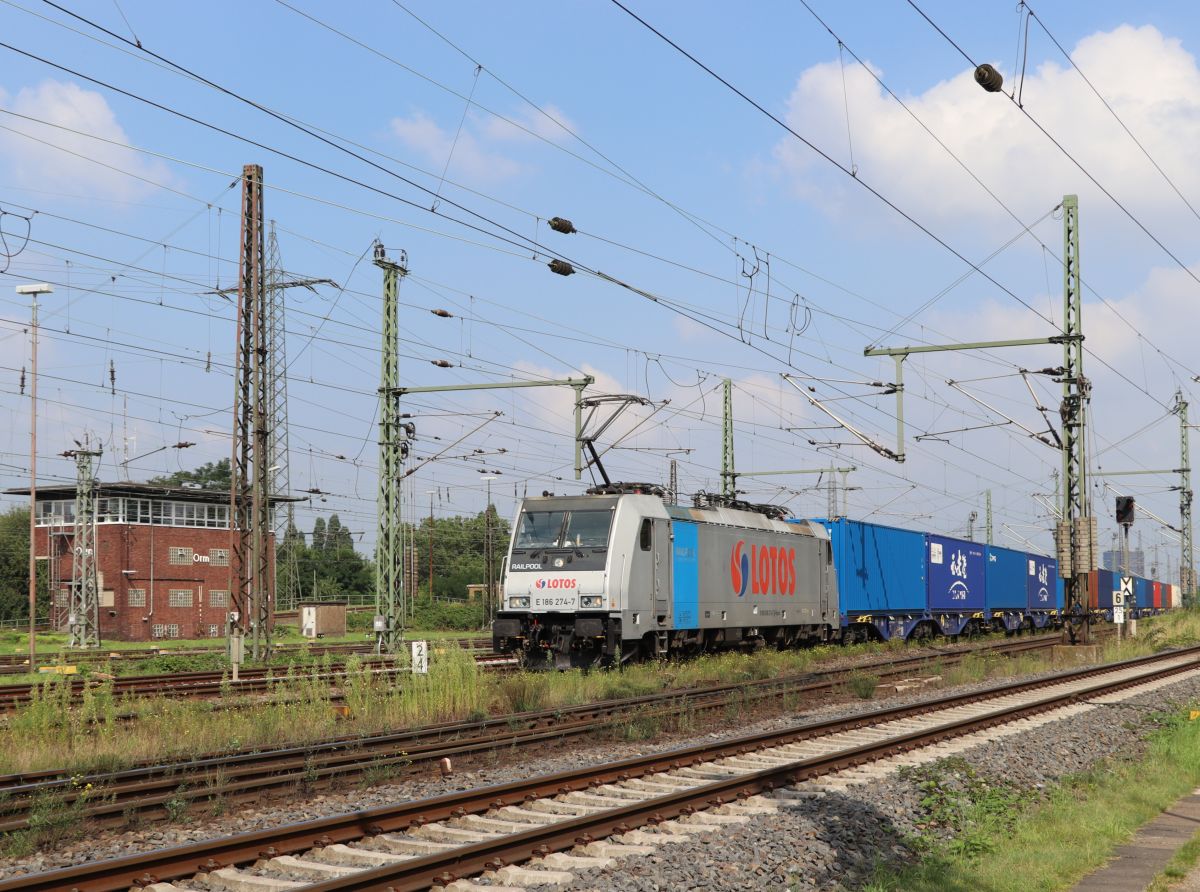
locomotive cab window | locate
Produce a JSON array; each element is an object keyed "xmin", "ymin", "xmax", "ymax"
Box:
[
  {"xmin": 515, "ymin": 509, "xmax": 612, "ymax": 549},
  {"xmin": 563, "ymin": 511, "xmax": 611, "ymax": 548},
  {"xmin": 639, "ymin": 518, "xmax": 652, "ymax": 551},
  {"xmin": 515, "ymin": 511, "xmax": 567, "ymax": 548}
]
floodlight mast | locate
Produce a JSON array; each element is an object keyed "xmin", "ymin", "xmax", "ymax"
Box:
[{"xmin": 16, "ymin": 283, "xmax": 53, "ymax": 670}]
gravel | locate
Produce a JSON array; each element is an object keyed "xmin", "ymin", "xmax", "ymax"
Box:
[
  {"xmin": 2, "ymin": 657, "xmax": 1197, "ymax": 888},
  {"xmin": 556, "ymin": 673, "xmax": 1200, "ymax": 891}
]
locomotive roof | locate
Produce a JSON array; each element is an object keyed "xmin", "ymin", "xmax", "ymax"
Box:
[
  {"xmin": 668, "ymin": 504, "xmax": 821, "ymax": 536},
  {"xmin": 517, "ymin": 492, "xmax": 822, "ymax": 536}
]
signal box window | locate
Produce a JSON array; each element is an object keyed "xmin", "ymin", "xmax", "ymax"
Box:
[{"xmin": 640, "ymin": 518, "xmax": 652, "ymax": 551}]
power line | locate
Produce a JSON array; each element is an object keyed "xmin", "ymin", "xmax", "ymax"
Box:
[{"xmin": 904, "ymin": 0, "xmax": 1200, "ymax": 297}]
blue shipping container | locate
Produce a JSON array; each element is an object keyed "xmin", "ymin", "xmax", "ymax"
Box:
[
  {"xmin": 1026, "ymin": 553, "xmax": 1058, "ymax": 612},
  {"xmin": 1135, "ymin": 576, "xmax": 1152, "ymax": 609},
  {"xmin": 1096, "ymin": 569, "xmax": 1115, "ymax": 610},
  {"xmin": 984, "ymin": 545, "xmax": 1026, "ymax": 610},
  {"xmin": 926, "ymin": 534, "xmax": 985, "ymax": 611},
  {"xmin": 822, "ymin": 519, "xmax": 926, "ymax": 614}
]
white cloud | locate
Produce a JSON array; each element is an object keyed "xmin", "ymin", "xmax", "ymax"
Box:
[
  {"xmin": 0, "ymin": 80, "xmax": 174, "ymax": 201},
  {"xmin": 772, "ymin": 25, "xmax": 1200, "ymax": 230},
  {"xmin": 390, "ymin": 110, "xmax": 523, "ymax": 182},
  {"xmin": 479, "ymin": 103, "xmax": 580, "ymax": 144}
]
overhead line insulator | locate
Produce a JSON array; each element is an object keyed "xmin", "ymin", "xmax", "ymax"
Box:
[
  {"xmin": 974, "ymin": 64, "xmax": 1003, "ymax": 93},
  {"xmin": 431, "ymin": 308, "xmax": 453, "ymax": 318},
  {"xmin": 548, "ymin": 217, "xmax": 577, "ymax": 234},
  {"xmin": 431, "ymin": 359, "xmax": 453, "ymax": 368},
  {"xmin": 548, "ymin": 259, "xmax": 575, "ymax": 276}
]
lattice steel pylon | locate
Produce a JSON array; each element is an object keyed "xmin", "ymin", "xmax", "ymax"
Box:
[
  {"xmin": 374, "ymin": 242, "xmax": 409, "ymax": 654},
  {"xmin": 1058, "ymin": 194, "xmax": 1093, "ymax": 642},
  {"xmin": 1176, "ymin": 390, "xmax": 1194, "ymax": 600},
  {"xmin": 66, "ymin": 447, "xmax": 102, "ymax": 649},
  {"xmin": 721, "ymin": 379, "xmax": 734, "ymax": 497},
  {"xmin": 230, "ymin": 164, "xmax": 273, "ymax": 660},
  {"xmin": 266, "ymin": 222, "xmax": 299, "ymax": 613}
]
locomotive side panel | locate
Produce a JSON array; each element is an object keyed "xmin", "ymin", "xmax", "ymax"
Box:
[{"xmin": 687, "ymin": 522, "xmax": 828, "ymax": 629}]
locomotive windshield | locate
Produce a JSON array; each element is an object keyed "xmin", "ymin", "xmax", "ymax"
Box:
[{"xmin": 515, "ymin": 509, "xmax": 611, "ymax": 549}]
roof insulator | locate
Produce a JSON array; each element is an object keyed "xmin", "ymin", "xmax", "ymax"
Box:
[
  {"xmin": 431, "ymin": 308, "xmax": 453, "ymax": 318},
  {"xmin": 431, "ymin": 359, "xmax": 453, "ymax": 368},
  {"xmin": 548, "ymin": 216, "xmax": 577, "ymax": 234},
  {"xmin": 974, "ymin": 63, "xmax": 1003, "ymax": 93},
  {"xmin": 548, "ymin": 259, "xmax": 575, "ymax": 277}
]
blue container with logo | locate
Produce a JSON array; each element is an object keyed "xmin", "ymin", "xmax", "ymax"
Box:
[
  {"xmin": 820, "ymin": 518, "xmax": 926, "ymax": 614},
  {"xmin": 926, "ymin": 534, "xmax": 985, "ymax": 612},
  {"xmin": 1025, "ymin": 553, "xmax": 1058, "ymax": 612},
  {"xmin": 984, "ymin": 545, "xmax": 1026, "ymax": 610}
]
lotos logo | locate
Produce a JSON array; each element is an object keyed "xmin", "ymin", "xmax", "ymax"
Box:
[
  {"xmin": 731, "ymin": 541, "xmax": 750, "ymax": 597},
  {"xmin": 535, "ymin": 578, "xmax": 577, "ymax": 590},
  {"xmin": 731, "ymin": 540, "xmax": 797, "ymax": 597}
]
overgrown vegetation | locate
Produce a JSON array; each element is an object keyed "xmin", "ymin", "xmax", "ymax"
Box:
[{"xmin": 2, "ymin": 609, "xmax": 1197, "ymax": 779}]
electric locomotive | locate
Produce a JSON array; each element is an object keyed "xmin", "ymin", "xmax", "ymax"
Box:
[{"xmin": 492, "ymin": 484, "xmax": 839, "ymax": 668}]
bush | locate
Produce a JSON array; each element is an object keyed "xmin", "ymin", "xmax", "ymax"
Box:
[{"xmin": 410, "ymin": 597, "xmax": 485, "ymax": 631}]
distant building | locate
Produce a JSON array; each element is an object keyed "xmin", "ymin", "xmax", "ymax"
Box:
[
  {"xmin": 1102, "ymin": 548, "xmax": 1145, "ymax": 577},
  {"xmin": 7, "ymin": 482, "xmax": 284, "ymax": 642}
]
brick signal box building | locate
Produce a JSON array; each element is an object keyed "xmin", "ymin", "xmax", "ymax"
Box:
[{"xmin": 9, "ymin": 482, "xmax": 278, "ymax": 642}]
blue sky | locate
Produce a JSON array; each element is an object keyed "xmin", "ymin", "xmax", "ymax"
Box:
[{"xmin": 1, "ymin": 0, "xmax": 1199, "ymax": 579}]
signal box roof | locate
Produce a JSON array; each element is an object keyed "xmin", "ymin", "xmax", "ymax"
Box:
[{"xmin": 4, "ymin": 481, "xmax": 304, "ymax": 504}]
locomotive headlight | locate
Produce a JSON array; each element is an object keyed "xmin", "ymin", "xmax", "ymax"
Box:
[
  {"xmin": 553, "ymin": 557, "xmax": 565, "ymax": 568},
  {"xmin": 580, "ymin": 595, "xmax": 603, "ymax": 608},
  {"xmin": 508, "ymin": 597, "xmax": 530, "ymax": 609}
]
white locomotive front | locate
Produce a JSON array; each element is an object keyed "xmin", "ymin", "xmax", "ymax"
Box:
[{"xmin": 493, "ymin": 487, "xmax": 839, "ymax": 668}]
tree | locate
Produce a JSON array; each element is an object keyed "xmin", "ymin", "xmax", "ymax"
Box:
[
  {"xmin": 409, "ymin": 507, "xmax": 510, "ymax": 601},
  {"xmin": 148, "ymin": 459, "xmax": 232, "ymax": 490},
  {"xmin": 288, "ymin": 514, "xmax": 373, "ymax": 605},
  {"xmin": 0, "ymin": 506, "xmax": 51, "ymax": 623}
]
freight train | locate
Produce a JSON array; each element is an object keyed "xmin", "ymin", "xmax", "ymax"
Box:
[{"xmin": 491, "ymin": 484, "xmax": 1180, "ymax": 668}]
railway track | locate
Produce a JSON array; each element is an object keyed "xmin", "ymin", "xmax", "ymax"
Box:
[
  {"xmin": 0, "ymin": 638, "xmax": 493, "ymax": 673},
  {"xmin": 6, "ymin": 643, "xmax": 1195, "ymax": 891},
  {"xmin": 0, "ymin": 651, "xmax": 516, "ymax": 713},
  {"xmin": 0, "ymin": 633, "xmax": 1087, "ymax": 834}
]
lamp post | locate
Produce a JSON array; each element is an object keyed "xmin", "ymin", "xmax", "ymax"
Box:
[
  {"xmin": 16, "ymin": 283, "xmax": 53, "ymax": 671},
  {"xmin": 426, "ymin": 490, "xmax": 436, "ymax": 604}
]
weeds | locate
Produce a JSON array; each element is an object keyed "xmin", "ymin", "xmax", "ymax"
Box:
[
  {"xmin": 2, "ymin": 612, "xmax": 1198, "ymax": 779},
  {"xmin": 163, "ymin": 785, "xmax": 189, "ymax": 823},
  {"xmin": 2, "ymin": 779, "xmax": 98, "ymax": 857},
  {"xmin": 847, "ymin": 671, "xmax": 880, "ymax": 700}
]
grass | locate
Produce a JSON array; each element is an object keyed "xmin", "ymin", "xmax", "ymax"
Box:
[
  {"xmin": 2, "ymin": 610, "xmax": 1198, "ymax": 780},
  {"xmin": 1149, "ymin": 826, "xmax": 1200, "ymax": 891},
  {"xmin": 847, "ymin": 670, "xmax": 880, "ymax": 699},
  {"xmin": 863, "ymin": 700, "xmax": 1200, "ymax": 891}
]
